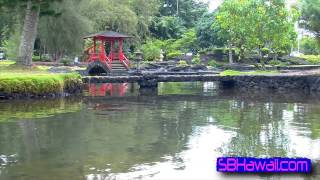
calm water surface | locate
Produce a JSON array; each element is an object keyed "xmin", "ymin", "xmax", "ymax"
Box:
[{"xmin": 0, "ymin": 82, "xmax": 319, "ymax": 180}]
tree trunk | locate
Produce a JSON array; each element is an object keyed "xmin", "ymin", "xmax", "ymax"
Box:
[
  {"xmin": 17, "ymin": 1, "xmax": 40, "ymax": 66},
  {"xmin": 228, "ymin": 42, "xmax": 233, "ymax": 64}
]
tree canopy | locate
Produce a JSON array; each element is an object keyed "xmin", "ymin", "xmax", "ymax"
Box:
[
  {"xmin": 301, "ymin": 0, "xmax": 320, "ymax": 43},
  {"xmin": 0, "ymin": 0, "xmax": 306, "ymax": 64},
  {"xmin": 215, "ymin": 0, "xmax": 298, "ymax": 62},
  {"xmin": 39, "ymin": 0, "xmax": 92, "ymax": 61}
]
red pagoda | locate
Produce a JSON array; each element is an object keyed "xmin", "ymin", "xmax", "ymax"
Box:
[{"xmin": 84, "ymin": 31, "xmax": 132, "ymax": 74}]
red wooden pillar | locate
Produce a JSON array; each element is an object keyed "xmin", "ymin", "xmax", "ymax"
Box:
[
  {"xmin": 119, "ymin": 38, "xmax": 123, "ymax": 61},
  {"xmin": 93, "ymin": 38, "xmax": 96, "ymax": 54},
  {"xmin": 99, "ymin": 39, "xmax": 106, "ymax": 63},
  {"xmin": 110, "ymin": 40, "xmax": 115, "ymax": 62}
]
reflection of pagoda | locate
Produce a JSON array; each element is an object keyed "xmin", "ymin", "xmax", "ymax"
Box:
[{"xmin": 88, "ymin": 83, "xmax": 129, "ymax": 97}]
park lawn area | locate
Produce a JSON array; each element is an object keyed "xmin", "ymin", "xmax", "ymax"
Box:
[
  {"xmin": 220, "ymin": 70, "xmax": 279, "ymax": 76},
  {"xmin": 0, "ymin": 65, "xmax": 82, "ymax": 95},
  {"xmin": 299, "ymin": 55, "xmax": 320, "ymax": 65},
  {"xmin": 0, "ymin": 60, "xmax": 16, "ymax": 67}
]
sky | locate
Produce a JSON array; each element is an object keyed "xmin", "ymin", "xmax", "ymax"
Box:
[{"xmin": 205, "ymin": 0, "xmax": 222, "ymax": 12}]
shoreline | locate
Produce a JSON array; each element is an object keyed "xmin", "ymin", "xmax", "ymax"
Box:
[{"xmin": 2, "ymin": 68, "xmax": 320, "ymax": 99}]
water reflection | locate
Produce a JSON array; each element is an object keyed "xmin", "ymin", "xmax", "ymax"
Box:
[
  {"xmin": 87, "ymin": 83, "xmax": 133, "ymax": 97},
  {"xmin": 0, "ymin": 82, "xmax": 319, "ymax": 179},
  {"xmin": 0, "ymin": 98, "xmax": 82, "ymax": 121}
]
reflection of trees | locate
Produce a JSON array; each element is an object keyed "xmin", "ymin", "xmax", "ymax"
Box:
[
  {"xmin": 0, "ymin": 98, "xmax": 82, "ymax": 121},
  {"xmin": 158, "ymin": 82, "xmax": 204, "ymax": 95},
  {"xmin": 293, "ymin": 104, "xmax": 320, "ymax": 140},
  {"xmin": 213, "ymin": 101, "xmax": 290, "ymax": 157}
]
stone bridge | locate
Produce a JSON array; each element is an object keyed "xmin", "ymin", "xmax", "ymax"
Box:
[{"xmin": 82, "ymin": 73, "xmax": 320, "ymax": 92}]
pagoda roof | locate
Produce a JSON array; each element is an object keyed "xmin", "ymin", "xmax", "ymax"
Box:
[{"xmin": 84, "ymin": 31, "xmax": 132, "ymax": 39}]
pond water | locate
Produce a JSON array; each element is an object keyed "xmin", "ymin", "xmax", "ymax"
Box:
[{"xmin": 0, "ymin": 82, "xmax": 319, "ymax": 180}]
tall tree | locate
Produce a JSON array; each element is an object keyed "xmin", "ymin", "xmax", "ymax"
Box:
[
  {"xmin": 39, "ymin": 0, "xmax": 92, "ymax": 62},
  {"xmin": 150, "ymin": 0, "xmax": 208, "ymax": 39},
  {"xmin": 215, "ymin": 0, "xmax": 297, "ymax": 63},
  {"xmin": 130, "ymin": 0, "xmax": 160, "ymax": 40},
  {"xmin": 150, "ymin": 16, "xmax": 186, "ymax": 39},
  {"xmin": 0, "ymin": 0, "xmax": 61, "ymax": 66},
  {"xmin": 301, "ymin": 0, "xmax": 320, "ymax": 43},
  {"xmin": 159, "ymin": 0, "xmax": 207, "ymax": 27},
  {"xmin": 0, "ymin": 7, "xmax": 18, "ymax": 46},
  {"xmin": 196, "ymin": 12, "xmax": 227, "ymax": 49}
]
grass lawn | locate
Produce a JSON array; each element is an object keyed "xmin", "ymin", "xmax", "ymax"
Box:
[
  {"xmin": 220, "ymin": 70, "xmax": 279, "ymax": 76},
  {"xmin": 299, "ymin": 55, "xmax": 320, "ymax": 65},
  {"xmin": 0, "ymin": 62, "xmax": 82, "ymax": 95},
  {"xmin": 0, "ymin": 60, "xmax": 16, "ymax": 67}
]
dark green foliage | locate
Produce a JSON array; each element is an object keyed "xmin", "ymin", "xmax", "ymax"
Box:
[
  {"xmin": 166, "ymin": 50, "xmax": 183, "ymax": 59},
  {"xmin": 301, "ymin": 36, "xmax": 320, "ymax": 55},
  {"xmin": 39, "ymin": 0, "xmax": 92, "ymax": 61},
  {"xmin": 159, "ymin": 0, "xmax": 207, "ymax": 28},
  {"xmin": 141, "ymin": 40, "xmax": 163, "ymax": 61},
  {"xmin": 177, "ymin": 60, "xmax": 188, "ymax": 67},
  {"xmin": 301, "ymin": 0, "xmax": 320, "ymax": 42},
  {"xmin": 191, "ymin": 54, "xmax": 201, "ymax": 65},
  {"xmin": 150, "ymin": 0, "xmax": 207, "ymax": 39},
  {"xmin": 150, "ymin": 16, "xmax": 186, "ymax": 39},
  {"xmin": 208, "ymin": 59, "xmax": 221, "ymax": 68},
  {"xmin": 0, "ymin": 0, "xmax": 62, "ymax": 15},
  {"xmin": 196, "ymin": 12, "xmax": 226, "ymax": 48}
]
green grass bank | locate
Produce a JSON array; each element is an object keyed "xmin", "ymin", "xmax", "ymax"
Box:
[
  {"xmin": 219, "ymin": 70, "xmax": 278, "ymax": 76},
  {"xmin": 0, "ymin": 62, "xmax": 83, "ymax": 98}
]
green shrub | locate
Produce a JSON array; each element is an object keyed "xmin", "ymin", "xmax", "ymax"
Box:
[
  {"xmin": 268, "ymin": 60, "xmax": 290, "ymax": 67},
  {"xmin": 268, "ymin": 60, "xmax": 282, "ymax": 66},
  {"xmin": 261, "ymin": 48, "xmax": 270, "ymax": 55},
  {"xmin": 167, "ymin": 50, "xmax": 183, "ymax": 59},
  {"xmin": 208, "ymin": 59, "xmax": 220, "ymax": 67},
  {"xmin": 166, "ymin": 29, "xmax": 198, "ymax": 53},
  {"xmin": 177, "ymin": 60, "xmax": 188, "ymax": 67},
  {"xmin": 191, "ymin": 55, "xmax": 201, "ymax": 65},
  {"xmin": 300, "ymin": 55, "xmax": 320, "ymax": 64},
  {"xmin": 301, "ymin": 37, "xmax": 320, "ymax": 55},
  {"xmin": 141, "ymin": 40, "xmax": 165, "ymax": 61}
]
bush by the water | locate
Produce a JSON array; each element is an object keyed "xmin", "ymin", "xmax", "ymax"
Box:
[
  {"xmin": 191, "ymin": 55, "xmax": 201, "ymax": 65},
  {"xmin": 0, "ymin": 73, "xmax": 82, "ymax": 95},
  {"xmin": 207, "ymin": 59, "xmax": 222, "ymax": 68},
  {"xmin": 177, "ymin": 60, "xmax": 188, "ymax": 67},
  {"xmin": 268, "ymin": 60, "xmax": 290, "ymax": 67},
  {"xmin": 167, "ymin": 50, "xmax": 184, "ymax": 59},
  {"xmin": 299, "ymin": 55, "xmax": 320, "ymax": 65},
  {"xmin": 301, "ymin": 37, "xmax": 320, "ymax": 55}
]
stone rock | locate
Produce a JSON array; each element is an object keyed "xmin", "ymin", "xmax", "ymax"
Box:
[
  {"xmin": 168, "ymin": 66, "xmax": 191, "ymax": 72},
  {"xmin": 48, "ymin": 67, "xmax": 73, "ymax": 73},
  {"xmin": 191, "ymin": 65, "xmax": 208, "ymax": 71}
]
